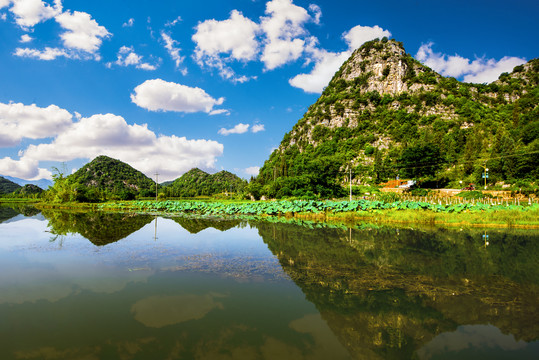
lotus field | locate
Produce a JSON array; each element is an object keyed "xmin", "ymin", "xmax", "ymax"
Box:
[{"xmin": 100, "ymin": 199, "xmax": 539, "ymax": 216}]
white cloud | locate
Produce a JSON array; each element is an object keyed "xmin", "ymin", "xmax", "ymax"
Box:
[
  {"xmin": 5, "ymin": 0, "xmax": 61, "ymax": 28},
  {"xmin": 0, "ymin": 13, "xmax": 6, "ymax": 21},
  {"xmin": 131, "ymin": 79, "xmax": 225, "ymax": 114},
  {"xmin": 55, "ymin": 10, "xmax": 110, "ymax": 54},
  {"xmin": 0, "ymin": 156, "xmax": 51, "ymax": 180},
  {"xmin": 0, "ymin": 102, "xmax": 73, "ymax": 147},
  {"xmin": 161, "ymin": 32, "xmax": 186, "ymax": 74},
  {"xmin": 15, "ymin": 113, "xmax": 224, "ymax": 181},
  {"xmin": 112, "ymin": 46, "xmax": 158, "ymax": 70},
  {"xmin": 308, "ymin": 4, "xmax": 321, "ymax": 25},
  {"xmin": 251, "ymin": 124, "xmax": 265, "ymax": 133},
  {"xmin": 260, "ymin": 0, "xmax": 311, "ymax": 70},
  {"xmin": 122, "ymin": 17, "xmax": 134, "ymax": 27},
  {"xmin": 244, "ymin": 166, "xmax": 260, "ymax": 176},
  {"xmin": 289, "ymin": 24, "xmax": 391, "ymax": 93},
  {"xmin": 208, "ymin": 109, "xmax": 230, "ymax": 116},
  {"xmin": 193, "ymin": 9, "xmax": 259, "ymax": 81},
  {"xmin": 343, "ymin": 25, "xmax": 391, "ymax": 50},
  {"xmin": 218, "ymin": 123, "xmax": 249, "ymax": 135},
  {"xmin": 14, "ymin": 46, "xmax": 71, "ymax": 60},
  {"xmin": 19, "ymin": 33, "xmax": 33, "ymax": 42},
  {"xmin": 415, "ymin": 42, "xmax": 527, "ymax": 84},
  {"xmin": 165, "ymin": 15, "xmax": 181, "ymax": 27}
]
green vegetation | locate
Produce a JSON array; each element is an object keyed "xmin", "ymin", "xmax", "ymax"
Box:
[
  {"xmin": 98, "ymin": 199, "xmax": 539, "ymax": 227},
  {"xmin": 250, "ymin": 38, "xmax": 539, "ymax": 199},
  {"xmin": 0, "ymin": 176, "xmax": 21, "ymax": 194},
  {"xmin": 161, "ymin": 168, "xmax": 247, "ymax": 198},
  {"xmin": 43, "ymin": 155, "xmax": 155, "ymax": 202}
]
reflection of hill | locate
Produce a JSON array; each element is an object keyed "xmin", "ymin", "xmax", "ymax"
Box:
[
  {"xmin": 0, "ymin": 206, "xmax": 19, "ymax": 223},
  {"xmin": 42, "ymin": 210, "xmax": 153, "ymax": 245},
  {"xmin": 171, "ymin": 216, "xmax": 241, "ymax": 234},
  {"xmin": 255, "ymin": 222, "xmax": 539, "ymax": 359},
  {"xmin": 0, "ymin": 204, "xmax": 41, "ymax": 223}
]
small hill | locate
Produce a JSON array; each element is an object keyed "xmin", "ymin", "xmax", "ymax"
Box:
[
  {"xmin": 252, "ymin": 38, "xmax": 539, "ymax": 198},
  {"xmin": 163, "ymin": 168, "xmax": 247, "ymax": 197},
  {"xmin": 46, "ymin": 155, "xmax": 155, "ymax": 202},
  {"xmin": 13, "ymin": 184, "xmax": 43, "ymax": 196},
  {"xmin": 0, "ymin": 176, "xmax": 21, "ymax": 194}
]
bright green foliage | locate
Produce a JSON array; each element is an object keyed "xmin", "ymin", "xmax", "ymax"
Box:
[
  {"xmin": 251, "ymin": 38, "xmax": 539, "ymax": 199},
  {"xmin": 162, "ymin": 168, "xmax": 247, "ymax": 197}
]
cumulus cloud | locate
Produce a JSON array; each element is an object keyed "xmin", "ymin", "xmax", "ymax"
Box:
[
  {"xmin": 193, "ymin": 9, "xmax": 259, "ymax": 81},
  {"xmin": 289, "ymin": 24, "xmax": 391, "ymax": 93},
  {"xmin": 208, "ymin": 109, "xmax": 230, "ymax": 116},
  {"xmin": 161, "ymin": 32, "xmax": 186, "ymax": 73},
  {"xmin": 55, "ymin": 10, "xmax": 110, "ymax": 55},
  {"xmin": 260, "ymin": 0, "xmax": 311, "ymax": 70},
  {"xmin": 308, "ymin": 4, "xmax": 321, "ymax": 25},
  {"xmin": 112, "ymin": 46, "xmax": 158, "ymax": 70},
  {"xmin": 0, "ymin": 102, "xmax": 73, "ymax": 147},
  {"xmin": 122, "ymin": 17, "xmax": 134, "ymax": 27},
  {"xmin": 4, "ymin": 0, "xmax": 61, "ymax": 28},
  {"xmin": 0, "ymin": 156, "xmax": 51, "ymax": 180},
  {"xmin": 244, "ymin": 166, "xmax": 260, "ymax": 176},
  {"xmin": 7, "ymin": 112, "xmax": 224, "ymax": 181},
  {"xmin": 131, "ymin": 79, "xmax": 225, "ymax": 114},
  {"xmin": 415, "ymin": 42, "xmax": 527, "ymax": 84},
  {"xmin": 251, "ymin": 124, "xmax": 265, "ymax": 133},
  {"xmin": 218, "ymin": 123, "xmax": 249, "ymax": 135},
  {"xmin": 19, "ymin": 33, "xmax": 33, "ymax": 42}
]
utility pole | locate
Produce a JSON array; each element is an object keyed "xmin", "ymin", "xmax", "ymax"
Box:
[
  {"xmin": 154, "ymin": 171, "xmax": 159, "ymax": 201},
  {"xmin": 349, "ymin": 166, "xmax": 352, "ymax": 202}
]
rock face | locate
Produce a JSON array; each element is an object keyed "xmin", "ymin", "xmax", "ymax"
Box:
[{"xmin": 251, "ymin": 37, "xmax": 538, "ymax": 198}]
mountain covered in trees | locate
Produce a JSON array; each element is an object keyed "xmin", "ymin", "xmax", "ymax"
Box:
[
  {"xmin": 45, "ymin": 155, "xmax": 155, "ymax": 202},
  {"xmin": 0, "ymin": 176, "xmax": 21, "ymax": 194},
  {"xmin": 162, "ymin": 168, "xmax": 247, "ymax": 197},
  {"xmin": 251, "ymin": 38, "xmax": 538, "ymax": 198}
]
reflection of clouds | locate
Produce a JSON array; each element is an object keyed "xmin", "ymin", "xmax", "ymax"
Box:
[
  {"xmin": 131, "ymin": 293, "xmax": 226, "ymax": 328},
  {"xmin": 0, "ymin": 253, "xmax": 152, "ymax": 304},
  {"xmin": 418, "ymin": 324, "xmax": 528, "ymax": 359}
]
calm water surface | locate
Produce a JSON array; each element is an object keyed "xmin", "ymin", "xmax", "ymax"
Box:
[{"xmin": 0, "ymin": 204, "xmax": 537, "ymax": 359}]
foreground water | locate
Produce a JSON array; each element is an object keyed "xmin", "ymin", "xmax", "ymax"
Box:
[{"xmin": 0, "ymin": 204, "xmax": 537, "ymax": 359}]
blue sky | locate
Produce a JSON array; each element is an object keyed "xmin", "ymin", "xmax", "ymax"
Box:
[{"xmin": 0, "ymin": 0, "xmax": 537, "ymax": 182}]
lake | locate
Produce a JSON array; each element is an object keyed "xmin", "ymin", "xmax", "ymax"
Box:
[{"xmin": 0, "ymin": 204, "xmax": 538, "ymax": 359}]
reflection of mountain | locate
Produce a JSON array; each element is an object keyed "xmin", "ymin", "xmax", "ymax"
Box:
[
  {"xmin": 42, "ymin": 210, "xmax": 153, "ymax": 245},
  {"xmin": 256, "ymin": 222, "xmax": 539, "ymax": 359},
  {"xmin": 171, "ymin": 216, "xmax": 241, "ymax": 234}
]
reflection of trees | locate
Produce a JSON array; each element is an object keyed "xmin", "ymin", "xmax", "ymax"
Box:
[
  {"xmin": 42, "ymin": 210, "xmax": 153, "ymax": 245},
  {"xmin": 171, "ymin": 216, "xmax": 241, "ymax": 234},
  {"xmin": 0, "ymin": 204, "xmax": 41, "ymax": 222},
  {"xmin": 255, "ymin": 222, "xmax": 539, "ymax": 359}
]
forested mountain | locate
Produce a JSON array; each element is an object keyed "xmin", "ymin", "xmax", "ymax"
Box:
[
  {"xmin": 0, "ymin": 176, "xmax": 21, "ymax": 194},
  {"xmin": 13, "ymin": 184, "xmax": 43, "ymax": 196},
  {"xmin": 162, "ymin": 168, "xmax": 247, "ymax": 197},
  {"xmin": 45, "ymin": 155, "xmax": 155, "ymax": 202},
  {"xmin": 252, "ymin": 38, "xmax": 538, "ymax": 198}
]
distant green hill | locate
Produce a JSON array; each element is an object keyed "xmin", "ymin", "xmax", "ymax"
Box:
[
  {"xmin": 0, "ymin": 176, "xmax": 21, "ymax": 194},
  {"xmin": 163, "ymin": 168, "xmax": 247, "ymax": 197},
  {"xmin": 251, "ymin": 38, "xmax": 539, "ymax": 198},
  {"xmin": 45, "ymin": 155, "xmax": 155, "ymax": 202}
]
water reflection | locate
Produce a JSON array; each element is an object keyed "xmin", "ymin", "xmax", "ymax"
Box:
[{"xmin": 0, "ymin": 204, "xmax": 537, "ymax": 359}]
